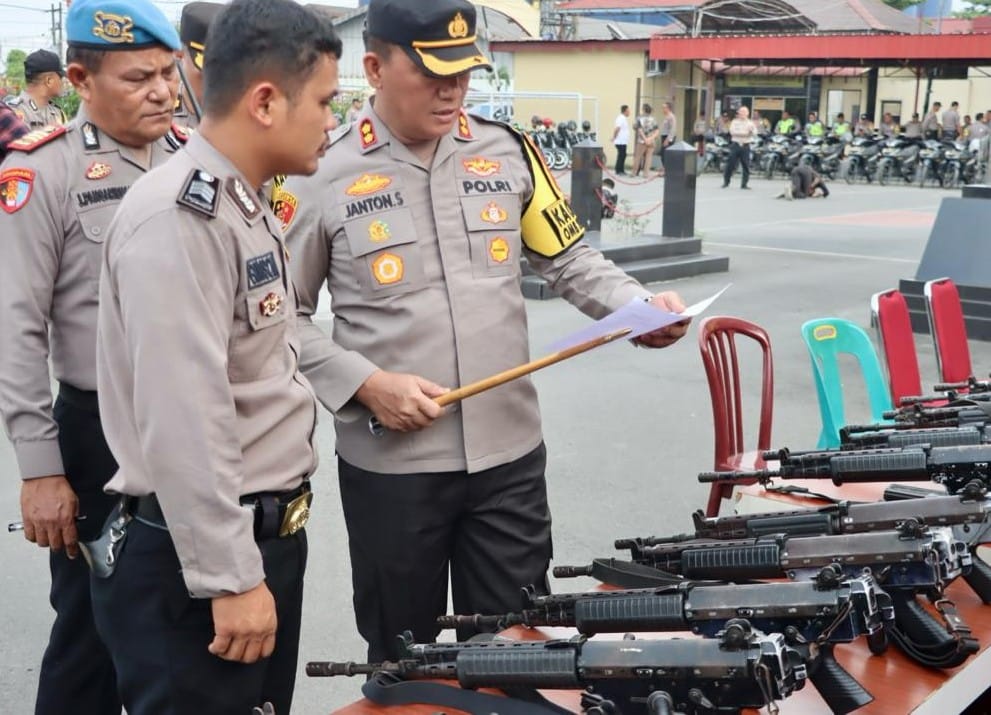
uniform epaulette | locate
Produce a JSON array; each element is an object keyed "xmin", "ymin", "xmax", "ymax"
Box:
[
  {"xmin": 4, "ymin": 96, "xmax": 22, "ymax": 107},
  {"xmin": 176, "ymin": 169, "xmax": 220, "ymax": 218},
  {"xmin": 328, "ymin": 121, "xmax": 352, "ymax": 147},
  {"xmin": 8, "ymin": 125, "xmax": 67, "ymax": 153}
]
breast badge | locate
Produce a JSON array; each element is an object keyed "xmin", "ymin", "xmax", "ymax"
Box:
[
  {"xmin": 481, "ymin": 202, "xmax": 508, "ymax": 225},
  {"xmin": 463, "ymin": 157, "xmax": 500, "ymax": 177},
  {"xmin": 85, "ymin": 162, "xmax": 112, "ymax": 180},
  {"xmin": 371, "ymin": 253, "xmax": 404, "ymax": 285},
  {"xmin": 0, "ymin": 168, "xmax": 35, "ymax": 214},
  {"xmin": 345, "ymin": 173, "xmax": 392, "ymax": 197},
  {"xmin": 488, "ymin": 237, "xmax": 510, "ymax": 264},
  {"xmin": 259, "ymin": 292, "xmax": 284, "ymax": 317},
  {"xmin": 368, "ymin": 220, "xmax": 391, "ymax": 243}
]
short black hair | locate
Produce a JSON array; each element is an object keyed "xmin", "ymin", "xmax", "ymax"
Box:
[
  {"xmin": 66, "ymin": 46, "xmax": 106, "ymax": 73},
  {"xmin": 620, "ymin": 104, "xmax": 629, "ymax": 112},
  {"xmin": 364, "ymin": 33, "xmax": 394, "ymax": 59},
  {"xmin": 203, "ymin": 0, "xmax": 343, "ymax": 118}
]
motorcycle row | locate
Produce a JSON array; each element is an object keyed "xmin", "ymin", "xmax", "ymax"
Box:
[
  {"xmin": 526, "ymin": 119, "xmax": 598, "ymax": 171},
  {"xmin": 700, "ymin": 130, "xmax": 990, "ymax": 188}
]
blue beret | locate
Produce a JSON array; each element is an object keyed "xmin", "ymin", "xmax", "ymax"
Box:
[{"xmin": 67, "ymin": 0, "xmax": 181, "ymax": 51}]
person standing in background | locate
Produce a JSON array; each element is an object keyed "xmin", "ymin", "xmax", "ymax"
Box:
[
  {"xmin": 922, "ymin": 102, "xmax": 941, "ymax": 140},
  {"xmin": 174, "ymin": 1, "xmax": 225, "ymax": 130},
  {"xmin": 722, "ymin": 105, "xmax": 756, "ymax": 190},
  {"xmin": 656, "ymin": 101, "xmax": 676, "ymax": 176},
  {"xmin": 613, "ymin": 103, "xmax": 630, "ymax": 174},
  {"xmin": 346, "ymin": 97, "xmax": 362, "ymax": 123},
  {"xmin": 632, "ymin": 103, "xmax": 657, "ymax": 177},
  {"xmin": 942, "ymin": 101, "xmax": 961, "ymax": 140},
  {"xmin": 0, "ymin": 1, "xmax": 184, "ymax": 713},
  {"xmin": 5, "ymin": 50, "xmax": 66, "ymax": 128}
]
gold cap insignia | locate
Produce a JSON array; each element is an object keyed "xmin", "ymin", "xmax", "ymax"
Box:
[
  {"xmin": 449, "ymin": 12, "xmax": 469, "ymax": 39},
  {"xmin": 92, "ymin": 12, "xmax": 135, "ymax": 44}
]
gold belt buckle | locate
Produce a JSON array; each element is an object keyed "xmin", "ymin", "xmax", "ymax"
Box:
[{"xmin": 279, "ymin": 490, "xmax": 312, "ymax": 537}]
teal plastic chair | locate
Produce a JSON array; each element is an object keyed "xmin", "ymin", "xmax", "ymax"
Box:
[{"xmin": 801, "ymin": 318, "xmax": 893, "ymax": 448}]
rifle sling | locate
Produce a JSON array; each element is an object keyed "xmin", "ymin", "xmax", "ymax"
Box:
[
  {"xmin": 361, "ymin": 671, "xmax": 573, "ymax": 715},
  {"xmin": 888, "ymin": 598, "xmax": 979, "ymax": 669}
]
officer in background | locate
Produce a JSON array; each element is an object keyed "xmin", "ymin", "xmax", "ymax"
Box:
[
  {"xmin": 282, "ymin": 0, "xmax": 689, "ymax": 663},
  {"xmin": 0, "ymin": 1, "xmax": 181, "ymax": 713},
  {"xmin": 92, "ymin": 1, "xmax": 338, "ymax": 712},
  {"xmin": 5, "ymin": 50, "xmax": 66, "ymax": 128},
  {"xmin": 175, "ymin": 1, "xmax": 225, "ymax": 129}
]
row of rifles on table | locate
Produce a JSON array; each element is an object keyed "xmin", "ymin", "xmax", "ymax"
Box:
[{"xmin": 307, "ymin": 377, "xmax": 991, "ymax": 715}]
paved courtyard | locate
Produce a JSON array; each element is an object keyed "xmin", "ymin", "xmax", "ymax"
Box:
[{"xmin": 2, "ymin": 172, "xmax": 989, "ymax": 713}]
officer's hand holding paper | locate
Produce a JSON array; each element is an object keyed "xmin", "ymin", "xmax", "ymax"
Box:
[{"xmin": 546, "ymin": 285, "xmax": 730, "ymax": 353}]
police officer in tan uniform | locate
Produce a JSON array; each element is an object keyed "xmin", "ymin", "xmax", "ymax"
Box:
[
  {"xmin": 282, "ymin": 0, "xmax": 689, "ymax": 663},
  {"xmin": 0, "ymin": 1, "xmax": 181, "ymax": 712},
  {"xmin": 5, "ymin": 50, "xmax": 66, "ymax": 128},
  {"xmin": 175, "ymin": 1, "xmax": 225, "ymax": 129},
  {"xmin": 92, "ymin": 1, "xmax": 339, "ymax": 712}
]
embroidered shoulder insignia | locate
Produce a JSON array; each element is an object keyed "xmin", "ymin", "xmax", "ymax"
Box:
[
  {"xmin": 226, "ymin": 177, "xmax": 261, "ymax": 220},
  {"xmin": 81, "ymin": 122, "xmax": 100, "ymax": 150},
  {"xmin": 8, "ymin": 125, "xmax": 67, "ymax": 153},
  {"xmin": 0, "ymin": 167, "xmax": 36, "ymax": 214},
  {"xmin": 457, "ymin": 110, "xmax": 473, "ymax": 140},
  {"xmin": 177, "ymin": 169, "xmax": 220, "ymax": 218}
]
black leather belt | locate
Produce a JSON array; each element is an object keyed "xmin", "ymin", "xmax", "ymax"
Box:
[{"xmin": 133, "ymin": 481, "xmax": 311, "ymax": 540}]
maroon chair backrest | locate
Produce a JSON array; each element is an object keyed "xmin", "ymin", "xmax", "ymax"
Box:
[
  {"xmin": 925, "ymin": 278, "xmax": 972, "ymax": 384},
  {"xmin": 698, "ymin": 316, "xmax": 773, "ymax": 515},
  {"xmin": 872, "ymin": 289, "xmax": 923, "ymax": 404}
]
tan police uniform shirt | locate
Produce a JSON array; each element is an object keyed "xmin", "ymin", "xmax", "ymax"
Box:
[
  {"xmin": 283, "ymin": 104, "xmax": 652, "ymax": 475},
  {"xmin": 0, "ymin": 107, "xmax": 175, "ymax": 480},
  {"xmin": 7, "ymin": 91, "xmax": 65, "ymax": 129},
  {"xmin": 97, "ymin": 132, "xmax": 318, "ymax": 598}
]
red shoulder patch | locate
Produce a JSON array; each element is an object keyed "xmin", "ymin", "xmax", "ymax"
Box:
[
  {"xmin": 7, "ymin": 125, "xmax": 66, "ymax": 153},
  {"xmin": 0, "ymin": 167, "xmax": 36, "ymax": 214}
]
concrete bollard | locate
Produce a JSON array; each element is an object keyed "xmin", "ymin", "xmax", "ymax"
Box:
[
  {"xmin": 570, "ymin": 140, "xmax": 605, "ymax": 233},
  {"xmin": 662, "ymin": 141, "xmax": 697, "ymax": 238}
]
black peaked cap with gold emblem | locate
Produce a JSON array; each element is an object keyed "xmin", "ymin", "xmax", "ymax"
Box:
[
  {"xmin": 366, "ymin": 0, "xmax": 492, "ymax": 78},
  {"xmin": 180, "ymin": 2, "xmax": 225, "ymax": 70}
]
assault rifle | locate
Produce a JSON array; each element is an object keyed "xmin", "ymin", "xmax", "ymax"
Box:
[
  {"xmin": 887, "ymin": 400, "xmax": 991, "ymax": 427},
  {"xmin": 842, "ymin": 424, "xmax": 987, "ymax": 450},
  {"xmin": 614, "ymin": 484, "xmax": 991, "ymax": 605},
  {"xmin": 438, "ymin": 570, "xmax": 889, "ymax": 714},
  {"xmin": 554, "ymin": 526, "xmax": 978, "ymax": 669},
  {"xmin": 697, "ymin": 443, "xmax": 991, "ymax": 496},
  {"xmin": 308, "ymin": 622, "xmax": 808, "ymax": 715}
]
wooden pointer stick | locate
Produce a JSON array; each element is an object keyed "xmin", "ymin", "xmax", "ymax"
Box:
[{"xmin": 369, "ymin": 327, "xmax": 634, "ymax": 435}]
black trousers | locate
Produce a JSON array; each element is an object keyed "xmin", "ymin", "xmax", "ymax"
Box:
[
  {"xmin": 91, "ymin": 517, "xmax": 307, "ymax": 714},
  {"xmin": 339, "ymin": 443, "xmax": 553, "ymax": 662},
  {"xmin": 34, "ymin": 385, "xmax": 120, "ymax": 715},
  {"xmin": 614, "ymin": 144, "xmax": 627, "ymax": 174},
  {"xmin": 723, "ymin": 142, "xmax": 751, "ymax": 187}
]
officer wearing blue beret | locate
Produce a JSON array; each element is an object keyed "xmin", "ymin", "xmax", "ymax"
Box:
[{"xmin": 0, "ymin": 1, "xmax": 180, "ymax": 714}]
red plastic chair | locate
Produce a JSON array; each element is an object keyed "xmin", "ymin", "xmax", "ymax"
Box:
[
  {"xmin": 924, "ymin": 278, "xmax": 973, "ymax": 386},
  {"xmin": 698, "ymin": 316, "xmax": 773, "ymax": 517},
  {"xmin": 871, "ymin": 288, "xmax": 923, "ymax": 405}
]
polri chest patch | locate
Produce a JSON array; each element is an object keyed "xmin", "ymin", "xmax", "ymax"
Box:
[{"xmin": 246, "ymin": 252, "xmax": 281, "ymax": 290}]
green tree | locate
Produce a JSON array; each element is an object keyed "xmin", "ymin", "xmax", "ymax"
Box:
[
  {"xmin": 955, "ymin": 0, "xmax": 991, "ymax": 17},
  {"xmin": 882, "ymin": 0, "xmax": 925, "ymax": 9},
  {"xmin": 54, "ymin": 89, "xmax": 81, "ymax": 120},
  {"xmin": 5, "ymin": 49, "xmax": 27, "ymax": 92}
]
